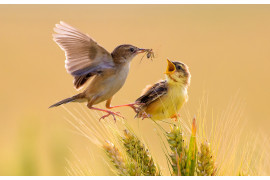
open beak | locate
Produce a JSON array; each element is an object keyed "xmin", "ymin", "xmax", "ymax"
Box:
[
  {"xmin": 165, "ymin": 59, "xmax": 176, "ymax": 75},
  {"xmin": 137, "ymin": 48, "xmax": 146, "ymax": 53}
]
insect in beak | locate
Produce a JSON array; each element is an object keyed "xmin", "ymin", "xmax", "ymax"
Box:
[
  {"xmin": 139, "ymin": 49, "xmax": 154, "ymax": 63},
  {"xmin": 165, "ymin": 59, "xmax": 176, "ymax": 75}
]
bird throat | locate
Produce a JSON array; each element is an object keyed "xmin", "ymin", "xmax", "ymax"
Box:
[{"xmin": 168, "ymin": 74, "xmax": 178, "ymax": 83}]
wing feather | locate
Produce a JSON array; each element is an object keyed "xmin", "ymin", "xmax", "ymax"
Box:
[
  {"xmin": 53, "ymin": 21, "xmax": 115, "ymax": 89},
  {"xmin": 135, "ymin": 80, "xmax": 168, "ymax": 106}
]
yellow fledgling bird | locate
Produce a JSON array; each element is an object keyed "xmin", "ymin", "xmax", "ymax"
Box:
[
  {"xmin": 134, "ymin": 59, "xmax": 191, "ymax": 121},
  {"xmin": 49, "ymin": 21, "xmax": 149, "ymax": 121}
]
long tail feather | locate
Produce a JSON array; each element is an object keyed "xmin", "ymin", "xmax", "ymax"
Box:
[{"xmin": 49, "ymin": 94, "xmax": 83, "ymax": 108}]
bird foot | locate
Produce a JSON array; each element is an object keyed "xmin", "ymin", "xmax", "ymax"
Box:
[
  {"xmin": 141, "ymin": 112, "xmax": 151, "ymax": 120},
  {"xmin": 129, "ymin": 104, "xmax": 140, "ymax": 113},
  {"xmin": 171, "ymin": 113, "xmax": 181, "ymax": 121},
  {"xmin": 99, "ymin": 110, "xmax": 125, "ymax": 122}
]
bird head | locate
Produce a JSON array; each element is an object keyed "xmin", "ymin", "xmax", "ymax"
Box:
[
  {"xmin": 111, "ymin": 44, "xmax": 146, "ymax": 64},
  {"xmin": 165, "ymin": 59, "xmax": 191, "ymax": 86}
]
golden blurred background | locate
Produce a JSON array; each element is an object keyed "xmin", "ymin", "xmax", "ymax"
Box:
[{"xmin": 0, "ymin": 5, "xmax": 270, "ymax": 175}]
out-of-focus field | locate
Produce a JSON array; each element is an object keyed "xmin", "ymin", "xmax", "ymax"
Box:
[{"xmin": 0, "ymin": 5, "xmax": 270, "ymax": 175}]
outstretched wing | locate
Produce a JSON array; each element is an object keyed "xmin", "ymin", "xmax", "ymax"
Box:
[
  {"xmin": 135, "ymin": 80, "xmax": 168, "ymax": 106},
  {"xmin": 53, "ymin": 21, "xmax": 115, "ymax": 89}
]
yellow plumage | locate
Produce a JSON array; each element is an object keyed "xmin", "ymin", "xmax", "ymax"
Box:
[
  {"xmin": 144, "ymin": 82, "xmax": 188, "ymax": 120},
  {"xmin": 135, "ymin": 59, "xmax": 191, "ymax": 121}
]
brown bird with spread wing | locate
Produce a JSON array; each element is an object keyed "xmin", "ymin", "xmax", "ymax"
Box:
[{"xmin": 49, "ymin": 21, "xmax": 149, "ymax": 121}]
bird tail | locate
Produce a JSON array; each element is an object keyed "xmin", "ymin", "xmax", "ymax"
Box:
[{"xmin": 49, "ymin": 93, "xmax": 84, "ymax": 108}]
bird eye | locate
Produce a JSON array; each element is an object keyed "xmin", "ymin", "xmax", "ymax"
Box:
[
  {"xmin": 177, "ymin": 65, "xmax": 182, "ymax": 70},
  {"xmin": 130, "ymin": 48, "xmax": 135, "ymax": 52}
]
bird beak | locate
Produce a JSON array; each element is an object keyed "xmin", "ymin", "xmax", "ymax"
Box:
[
  {"xmin": 137, "ymin": 48, "xmax": 146, "ymax": 53},
  {"xmin": 165, "ymin": 59, "xmax": 176, "ymax": 75}
]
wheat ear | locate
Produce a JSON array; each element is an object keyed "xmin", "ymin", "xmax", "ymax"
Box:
[
  {"xmin": 167, "ymin": 124, "xmax": 188, "ymax": 175},
  {"xmin": 122, "ymin": 129, "xmax": 159, "ymax": 176},
  {"xmin": 197, "ymin": 140, "xmax": 217, "ymax": 176}
]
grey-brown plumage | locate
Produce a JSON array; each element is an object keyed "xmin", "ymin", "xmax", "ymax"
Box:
[
  {"xmin": 135, "ymin": 80, "xmax": 168, "ymax": 118},
  {"xmin": 53, "ymin": 21, "xmax": 115, "ymax": 89},
  {"xmin": 49, "ymin": 94, "xmax": 84, "ymax": 108},
  {"xmin": 135, "ymin": 80, "xmax": 168, "ymax": 106},
  {"xmin": 50, "ymin": 21, "xmax": 149, "ymax": 121}
]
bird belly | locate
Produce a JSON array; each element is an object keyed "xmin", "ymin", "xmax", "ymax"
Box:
[
  {"xmin": 86, "ymin": 64, "xmax": 130, "ymax": 105},
  {"xmin": 144, "ymin": 86, "xmax": 187, "ymax": 121},
  {"xmin": 95, "ymin": 78, "xmax": 126, "ymax": 104}
]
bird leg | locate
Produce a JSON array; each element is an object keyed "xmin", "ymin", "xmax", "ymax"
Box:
[
  {"xmin": 108, "ymin": 103, "xmax": 138, "ymax": 112},
  {"xmin": 105, "ymin": 98, "xmax": 138, "ymax": 113},
  {"xmin": 88, "ymin": 106, "xmax": 124, "ymax": 122}
]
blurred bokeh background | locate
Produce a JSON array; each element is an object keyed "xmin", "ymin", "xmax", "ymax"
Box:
[{"xmin": 0, "ymin": 5, "xmax": 270, "ymax": 175}]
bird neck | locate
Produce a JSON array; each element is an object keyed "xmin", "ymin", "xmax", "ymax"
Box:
[
  {"xmin": 111, "ymin": 52, "xmax": 133, "ymax": 64},
  {"xmin": 114, "ymin": 61, "xmax": 131, "ymax": 70},
  {"xmin": 166, "ymin": 75, "xmax": 189, "ymax": 88}
]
